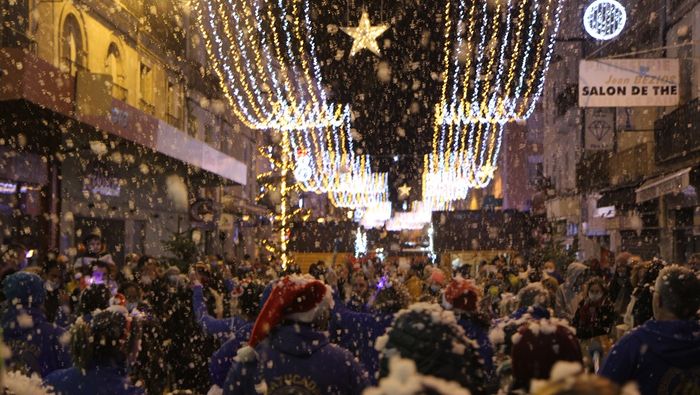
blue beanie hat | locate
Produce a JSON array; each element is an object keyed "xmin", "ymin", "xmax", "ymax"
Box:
[{"xmin": 2, "ymin": 271, "xmax": 46, "ymax": 308}]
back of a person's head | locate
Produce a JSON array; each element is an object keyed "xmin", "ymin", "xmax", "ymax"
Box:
[
  {"xmin": 91, "ymin": 310, "xmax": 128, "ymax": 358},
  {"xmin": 78, "ymin": 284, "xmax": 111, "ymax": 316},
  {"xmin": 517, "ymin": 282, "xmax": 550, "ymax": 309},
  {"xmin": 2, "ymin": 271, "xmax": 45, "ymax": 309},
  {"xmin": 377, "ymin": 303, "xmax": 485, "ymax": 393},
  {"xmin": 654, "ymin": 265, "xmax": 700, "ymax": 320},
  {"xmin": 238, "ymin": 281, "xmax": 265, "ymax": 319},
  {"xmin": 511, "ymin": 319, "xmax": 583, "ymax": 391},
  {"xmin": 308, "ymin": 261, "xmax": 327, "ymax": 280},
  {"xmin": 373, "ymin": 281, "xmax": 410, "ymax": 314}
]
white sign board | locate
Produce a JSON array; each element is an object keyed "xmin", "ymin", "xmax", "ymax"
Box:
[
  {"xmin": 585, "ymin": 108, "xmax": 615, "ymax": 150},
  {"xmin": 579, "ymin": 59, "xmax": 679, "ymax": 107}
]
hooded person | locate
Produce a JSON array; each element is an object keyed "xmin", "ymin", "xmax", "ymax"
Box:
[
  {"xmin": 44, "ymin": 307, "xmax": 144, "ymax": 395},
  {"xmin": 510, "ymin": 318, "xmax": 583, "ymax": 393},
  {"xmin": 555, "ymin": 262, "xmax": 590, "ymax": 321},
  {"xmin": 600, "ymin": 265, "xmax": 700, "ymax": 395},
  {"xmin": 364, "ymin": 357, "xmax": 472, "ymax": 395},
  {"xmin": 223, "ymin": 274, "xmax": 370, "ymax": 395},
  {"xmin": 572, "ymin": 277, "xmax": 616, "ymax": 340},
  {"xmin": 375, "ymin": 303, "xmax": 486, "ymax": 395},
  {"xmin": 442, "ymin": 277, "xmax": 495, "ymax": 380},
  {"xmin": 1, "ymin": 272, "xmax": 71, "ymax": 377}
]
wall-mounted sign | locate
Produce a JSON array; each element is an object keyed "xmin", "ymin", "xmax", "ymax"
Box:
[
  {"xmin": 83, "ymin": 175, "xmax": 121, "ymax": 197},
  {"xmin": 579, "ymin": 59, "xmax": 680, "ymax": 107},
  {"xmin": 585, "ymin": 108, "xmax": 615, "ymax": 150}
]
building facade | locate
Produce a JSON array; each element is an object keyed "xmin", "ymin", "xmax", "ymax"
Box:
[
  {"xmin": 542, "ymin": 0, "xmax": 700, "ymax": 262},
  {"xmin": 0, "ymin": 0, "xmax": 265, "ymax": 263}
]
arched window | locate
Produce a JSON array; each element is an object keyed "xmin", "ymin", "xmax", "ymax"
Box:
[
  {"xmin": 60, "ymin": 15, "xmax": 86, "ymax": 76},
  {"xmin": 105, "ymin": 43, "xmax": 127, "ymax": 100}
]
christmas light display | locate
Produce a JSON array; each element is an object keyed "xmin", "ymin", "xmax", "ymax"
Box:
[
  {"xmin": 341, "ymin": 11, "xmax": 390, "ymax": 57},
  {"xmin": 584, "ymin": 0, "xmax": 626, "ymax": 41},
  {"xmin": 354, "ymin": 226, "xmax": 368, "ymax": 256},
  {"xmin": 424, "ymin": 0, "xmax": 562, "ymax": 206},
  {"xmin": 385, "ymin": 201, "xmax": 433, "ymax": 231},
  {"xmin": 194, "ymin": 0, "xmax": 349, "ymax": 131}
]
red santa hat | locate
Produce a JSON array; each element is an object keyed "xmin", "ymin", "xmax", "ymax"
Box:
[
  {"xmin": 247, "ymin": 274, "xmax": 334, "ymax": 349},
  {"xmin": 442, "ymin": 277, "xmax": 481, "ymax": 312}
]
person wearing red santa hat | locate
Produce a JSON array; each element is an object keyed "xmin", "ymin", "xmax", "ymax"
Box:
[
  {"xmin": 223, "ymin": 274, "xmax": 370, "ymax": 395},
  {"xmin": 442, "ymin": 277, "xmax": 495, "ymax": 382}
]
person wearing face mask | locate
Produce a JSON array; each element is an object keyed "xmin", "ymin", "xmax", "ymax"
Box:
[
  {"xmin": 543, "ymin": 260, "xmax": 564, "ymax": 284},
  {"xmin": 572, "ymin": 277, "xmax": 616, "ymax": 370},
  {"xmin": 608, "ymin": 254, "xmax": 635, "ymax": 321},
  {"xmin": 41, "ymin": 259, "xmax": 70, "ymax": 326}
]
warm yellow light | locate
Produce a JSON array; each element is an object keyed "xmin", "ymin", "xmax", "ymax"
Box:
[{"xmin": 341, "ymin": 11, "xmax": 389, "ymax": 57}]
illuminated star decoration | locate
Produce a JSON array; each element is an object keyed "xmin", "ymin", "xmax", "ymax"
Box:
[
  {"xmin": 398, "ymin": 184, "xmax": 412, "ymax": 199},
  {"xmin": 341, "ymin": 11, "xmax": 389, "ymax": 57}
]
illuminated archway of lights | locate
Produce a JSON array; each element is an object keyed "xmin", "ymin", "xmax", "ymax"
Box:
[
  {"xmin": 287, "ymin": 109, "xmax": 363, "ymax": 194},
  {"xmin": 385, "ymin": 202, "xmax": 433, "ymax": 232},
  {"xmin": 329, "ymin": 159, "xmax": 389, "ymax": 209},
  {"xmin": 425, "ymin": 0, "xmax": 562, "ymax": 206},
  {"xmin": 194, "ymin": 0, "xmax": 348, "ymax": 131}
]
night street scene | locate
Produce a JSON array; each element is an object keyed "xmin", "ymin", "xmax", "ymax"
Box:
[{"xmin": 0, "ymin": 0, "xmax": 699, "ymax": 394}]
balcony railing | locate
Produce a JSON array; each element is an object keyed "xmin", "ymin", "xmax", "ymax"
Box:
[
  {"xmin": 1, "ymin": 26, "xmax": 37, "ymax": 55},
  {"xmin": 139, "ymin": 99, "xmax": 156, "ymax": 116},
  {"xmin": 655, "ymin": 98, "xmax": 700, "ymax": 163}
]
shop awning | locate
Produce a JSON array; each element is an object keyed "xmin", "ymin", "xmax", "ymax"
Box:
[
  {"xmin": 597, "ymin": 182, "xmax": 640, "ymax": 208},
  {"xmin": 636, "ymin": 167, "xmax": 692, "ymax": 204}
]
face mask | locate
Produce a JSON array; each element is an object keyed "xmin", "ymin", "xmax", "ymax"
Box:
[
  {"xmin": 545, "ymin": 269, "xmax": 555, "ymax": 274},
  {"xmin": 430, "ymin": 284, "xmax": 441, "ymax": 292},
  {"xmin": 589, "ymin": 292, "xmax": 603, "ymax": 302},
  {"xmin": 126, "ymin": 302, "xmax": 137, "ymax": 312}
]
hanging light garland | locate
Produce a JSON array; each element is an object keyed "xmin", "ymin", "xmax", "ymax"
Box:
[
  {"xmin": 424, "ymin": 0, "xmax": 562, "ymax": 206},
  {"xmin": 329, "ymin": 157, "xmax": 389, "ymax": 209},
  {"xmin": 194, "ymin": 0, "xmax": 348, "ymax": 131},
  {"xmin": 385, "ymin": 201, "xmax": 433, "ymax": 231},
  {"xmin": 357, "ymin": 201, "xmax": 393, "ymax": 229}
]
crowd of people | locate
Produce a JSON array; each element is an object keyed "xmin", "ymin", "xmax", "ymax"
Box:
[{"xmin": 1, "ymin": 231, "xmax": 700, "ymax": 395}]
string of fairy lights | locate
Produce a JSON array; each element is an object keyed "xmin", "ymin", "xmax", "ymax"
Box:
[
  {"xmin": 423, "ymin": 0, "xmax": 562, "ymax": 207},
  {"xmin": 195, "ymin": 0, "xmax": 563, "ymax": 256}
]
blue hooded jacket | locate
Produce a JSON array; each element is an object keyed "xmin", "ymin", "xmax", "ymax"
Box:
[
  {"xmin": 2, "ymin": 306, "xmax": 71, "ymax": 378},
  {"xmin": 209, "ymin": 322, "xmax": 253, "ymax": 387},
  {"xmin": 329, "ymin": 298, "xmax": 394, "ymax": 383},
  {"xmin": 44, "ymin": 364, "xmax": 144, "ymax": 395},
  {"xmin": 600, "ymin": 320, "xmax": 700, "ymax": 395},
  {"xmin": 456, "ymin": 316, "xmax": 495, "ymax": 378},
  {"xmin": 223, "ymin": 323, "xmax": 369, "ymax": 395}
]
